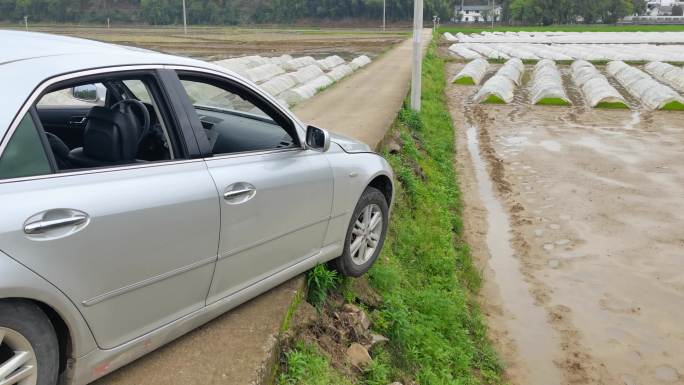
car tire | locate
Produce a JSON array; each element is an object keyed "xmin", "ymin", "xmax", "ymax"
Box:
[
  {"xmin": 332, "ymin": 187, "xmax": 389, "ymax": 277},
  {"xmin": 0, "ymin": 300, "xmax": 59, "ymax": 385}
]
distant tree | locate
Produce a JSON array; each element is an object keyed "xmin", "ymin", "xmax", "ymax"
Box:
[{"xmin": 673, "ymin": 5, "xmax": 683, "ymax": 16}]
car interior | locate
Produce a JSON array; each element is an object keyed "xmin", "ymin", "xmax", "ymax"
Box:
[
  {"xmin": 177, "ymin": 77, "xmax": 297, "ymax": 155},
  {"xmin": 34, "ymin": 76, "xmax": 175, "ymax": 173}
]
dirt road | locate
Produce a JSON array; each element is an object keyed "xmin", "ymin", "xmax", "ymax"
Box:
[
  {"xmin": 94, "ymin": 30, "xmax": 432, "ymax": 385},
  {"xmin": 447, "ymin": 61, "xmax": 684, "ymax": 385},
  {"xmin": 295, "ymin": 29, "xmax": 433, "ymax": 149}
]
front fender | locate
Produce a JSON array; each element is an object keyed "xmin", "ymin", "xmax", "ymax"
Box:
[
  {"xmin": 0, "ymin": 250, "xmax": 97, "ymax": 358},
  {"xmin": 323, "ymin": 145, "xmax": 394, "ymax": 249}
]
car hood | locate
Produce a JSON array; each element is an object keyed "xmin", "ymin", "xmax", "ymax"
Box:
[{"xmin": 329, "ymin": 132, "xmax": 373, "ymax": 153}]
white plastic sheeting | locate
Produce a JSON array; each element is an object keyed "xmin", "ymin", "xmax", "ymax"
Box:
[
  {"xmin": 282, "ymin": 56, "xmax": 318, "ymax": 71},
  {"xmin": 288, "ymin": 64, "xmax": 325, "ymax": 84},
  {"xmin": 245, "ymin": 63, "xmax": 285, "ymax": 83},
  {"xmin": 452, "ymin": 58, "xmax": 489, "ymax": 85},
  {"xmin": 269, "ymin": 54, "xmax": 294, "ymax": 66},
  {"xmin": 328, "ymin": 64, "xmax": 354, "ymax": 81},
  {"xmin": 449, "ymin": 44, "xmax": 482, "ymax": 60},
  {"xmin": 241, "ymin": 55, "xmax": 271, "ymax": 68},
  {"xmin": 260, "ymin": 74, "xmax": 297, "ymax": 97},
  {"xmin": 571, "ymin": 60, "xmax": 627, "ymax": 108},
  {"xmin": 281, "ymin": 75, "xmax": 334, "ymax": 105},
  {"xmin": 317, "ymin": 55, "xmax": 346, "ymax": 71},
  {"xmin": 607, "ymin": 61, "xmax": 684, "ymax": 110},
  {"xmin": 644, "ymin": 61, "xmax": 684, "ymax": 93},
  {"xmin": 462, "ymin": 43, "xmax": 510, "ymax": 60},
  {"xmin": 447, "ymin": 31, "xmax": 684, "ymax": 44},
  {"xmin": 473, "ymin": 58, "xmax": 524, "ymax": 104},
  {"xmin": 350, "ymin": 55, "xmax": 372, "ymax": 70},
  {"xmin": 530, "ymin": 59, "xmax": 570, "ymax": 105},
  {"xmin": 213, "ymin": 58, "xmax": 250, "ymax": 77},
  {"xmin": 443, "ymin": 42, "xmax": 684, "ymax": 62}
]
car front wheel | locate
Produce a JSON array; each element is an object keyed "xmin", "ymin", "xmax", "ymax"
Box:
[
  {"xmin": 332, "ymin": 187, "xmax": 389, "ymax": 277},
  {"xmin": 0, "ymin": 300, "xmax": 59, "ymax": 385}
]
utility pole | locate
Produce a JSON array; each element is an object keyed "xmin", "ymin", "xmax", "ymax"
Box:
[
  {"xmin": 410, "ymin": 0, "xmax": 423, "ymax": 112},
  {"xmin": 24, "ymin": 16, "xmax": 28, "ymax": 31},
  {"xmin": 182, "ymin": 0, "xmax": 188, "ymax": 35},
  {"xmin": 383, "ymin": 0, "xmax": 386, "ymax": 32},
  {"xmin": 491, "ymin": 0, "xmax": 495, "ymax": 29}
]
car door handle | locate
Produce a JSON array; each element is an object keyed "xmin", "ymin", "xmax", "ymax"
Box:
[
  {"xmin": 24, "ymin": 214, "xmax": 88, "ymax": 234},
  {"xmin": 223, "ymin": 188, "xmax": 254, "ymax": 199},
  {"xmin": 223, "ymin": 183, "xmax": 257, "ymax": 204}
]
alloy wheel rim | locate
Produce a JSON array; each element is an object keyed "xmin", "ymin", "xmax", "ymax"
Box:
[
  {"xmin": 349, "ymin": 203, "xmax": 383, "ymax": 265},
  {"xmin": 0, "ymin": 327, "xmax": 38, "ymax": 385}
]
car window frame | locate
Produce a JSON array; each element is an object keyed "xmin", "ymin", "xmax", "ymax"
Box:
[
  {"xmin": 0, "ymin": 66, "xmax": 204, "ymax": 185},
  {"xmin": 166, "ymin": 68, "xmax": 305, "ymax": 159}
]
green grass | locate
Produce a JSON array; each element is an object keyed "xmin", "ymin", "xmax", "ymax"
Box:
[
  {"xmin": 596, "ymin": 101, "xmax": 630, "ymax": 109},
  {"xmin": 306, "ymin": 264, "xmax": 339, "ymax": 310},
  {"xmin": 277, "ymin": 342, "xmax": 353, "ymax": 385},
  {"xmin": 536, "ymin": 97, "xmax": 571, "ymax": 106},
  {"xmin": 440, "ymin": 24, "xmax": 684, "ymax": 34},
  {"xmin": 453, "ymin": 76, "xmax": 476, "ymax": 85},
  {"xmin": 661, "ymin": 101, "xmax": 684, "ymax": 111},
  {"xmin": 483, "ymin": 94, "xmax": 507, "ymax": 104},
  {"xmin": 366, "ymin": 38, "xmax": 503, "ymax": 384}
]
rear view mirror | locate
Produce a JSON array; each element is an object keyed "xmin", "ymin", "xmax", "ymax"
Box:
[
  {"xmin": 306, "ymin": 125, "xmax": 330, "ymax": 152},
  {"xmin": 70, "ymin": 84, "xmax": 105, "ymax": 103}
]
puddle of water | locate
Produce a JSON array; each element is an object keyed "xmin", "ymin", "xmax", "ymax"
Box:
[{"xmin": 466, "ymin": 125, "xmax": 563, "ymax": 385}]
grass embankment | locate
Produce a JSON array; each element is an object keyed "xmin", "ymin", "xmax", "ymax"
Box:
[
  {"xmin": 440, "ymin": 24, "xmax": 684, "ymax": 34},
  {"xmin": 278, "ymin": 40, "xmax": 503, "ymax": 385}
]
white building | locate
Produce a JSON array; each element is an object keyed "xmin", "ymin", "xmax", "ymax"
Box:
[{"xmin": 454, "ymin": 4, "xmax": 502, "ymax": 23}]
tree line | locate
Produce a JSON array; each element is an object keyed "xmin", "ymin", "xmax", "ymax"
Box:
[
  {"xmin": 500, "ymin": 0, "xmax": 646, "ymax": 25},
  {"xmin": 0, "ymin": 0, "xmax": 453, "ymax": 24},
  {"xmin": 0, "ymin": 0, "xmax": 651, "ymax": 25}
]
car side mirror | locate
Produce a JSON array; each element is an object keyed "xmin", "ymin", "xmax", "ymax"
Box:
[
  {"xmin": 306, "ymin": 125, "xmax": 330, "ymax": 152},
  {"xmin": 70, "ymin": 84, "xmax": 105, "ymax": 103}
]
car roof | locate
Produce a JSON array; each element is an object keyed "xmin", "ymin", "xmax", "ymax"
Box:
[{"xmin": 0, "ymin": 30, "xmax": 238, "ymax": 138}]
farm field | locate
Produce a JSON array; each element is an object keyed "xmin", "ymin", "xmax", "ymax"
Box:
[
  {"xmin": 440, "ymin": 24, "xmax": 684, "ymax": 34},
  {"xmin": 444, "ymin": 35, "xmax": 684, "ymax": 385},
  {"xmin": 0, "ymin": 24, "xmax": 406, "ymax": 60}
]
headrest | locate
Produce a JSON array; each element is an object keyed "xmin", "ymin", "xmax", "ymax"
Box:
[
  {"xmin": 45, "ymin": 132, "xmax": 69, "ymax": 159},
  {"xmin": 83, "ymin": 106, "xmax": 141, "ymax": 163}
]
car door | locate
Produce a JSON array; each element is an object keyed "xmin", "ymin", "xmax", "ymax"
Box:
[
  {"xmin": 170, "ymin": 69, "xmax": 334, "ymax": 304},
  {"xmin": 0, "ymin": 69, "xmax": 220, "ymax": 350}
]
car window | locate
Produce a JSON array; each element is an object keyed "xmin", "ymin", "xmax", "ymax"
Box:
[
  {"xmin": 31, "ymin": 74, "xmax": 175, "ymax": 173},
  {"xmin": 178, "ymin": 77, "xmax": 295, "ymax": 155},
  {"xmin": 37, "ymin": 84, "xmax": 107, "ymax": 107},
  {"xmin": 0, "ymin": 114, "xmax": 52, "ymax": 180},
  {"xmin": 124, "ymin": 80, "xmax": 153, "ymax": 104}
]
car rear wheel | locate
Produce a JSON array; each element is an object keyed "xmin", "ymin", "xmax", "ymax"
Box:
[
  {"xmin": 0, "ymin": 300, "xmax": 58, "ymax": 385},
  {"xmin": 332, "ymin": 187, "xmax": 389, "ymax": 277}
]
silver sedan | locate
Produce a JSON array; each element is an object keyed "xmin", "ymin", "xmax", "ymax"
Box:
[{"xmin": 0, "ymin": 30, "xmax": 393, "ymax": 385}]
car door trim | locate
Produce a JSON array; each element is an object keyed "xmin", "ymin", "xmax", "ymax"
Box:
[
  {"xmin": 81, "ymin": 255, "xmax": 217, "ymax": 307},
  {"xmin": 217, "ymin": 216, "xmax": 336, "ymax": 261}
]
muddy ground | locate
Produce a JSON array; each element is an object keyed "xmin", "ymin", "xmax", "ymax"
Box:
[
  {"xmin": 446, "ymin": 60, "xmax": 684, "ymax": 385},
  {"xmin": 5, "ymin": 25, "xmax": 406, "ymax": 60}
]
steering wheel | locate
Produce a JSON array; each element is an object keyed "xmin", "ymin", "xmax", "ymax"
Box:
[{"xmin": 111, "ymin": 99, "xmax": 151, "ymax": 146}]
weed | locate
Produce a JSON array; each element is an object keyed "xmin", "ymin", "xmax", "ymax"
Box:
[
  {"xmin": 278, "ymin": 342, "xmax": 353, "ymax": 385},
  {"xmin": 306, "ymin": 264, "xmax": 339, "ymax": 309}
]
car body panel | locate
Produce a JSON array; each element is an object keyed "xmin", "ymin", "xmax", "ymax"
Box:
[
  {"xmin": 0, "ymin": 251, "xmax": 97, "ymax": 358},
  {"xmin": 203, "ymin": 149, "xmax": 334, "ymax": 304},
  {"xmin": 0, "ymin": 161, "xmax": 220, "ymax": 349}
]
